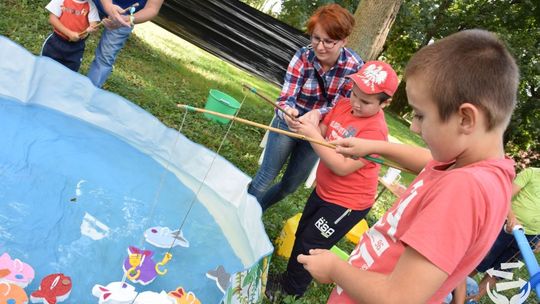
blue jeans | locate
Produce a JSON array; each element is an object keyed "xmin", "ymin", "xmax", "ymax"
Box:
[
  {"xmin": 87, "ymin": 25, "xmax": 133, "ymax": 87},
  {"xmin": 247, "ymin": 118, "xmax": 319, "ymax": 210},
  {"xmin": 444, "ymin": 277, "xmax": 479, "ymax": 303}
]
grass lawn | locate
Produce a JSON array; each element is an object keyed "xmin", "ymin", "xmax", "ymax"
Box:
[{"xmin": 2, "ymin": 1, "xmax": 537, "ymax": 303}]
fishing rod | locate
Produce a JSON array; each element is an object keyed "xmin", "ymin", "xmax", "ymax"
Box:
[
  {"xmin": 241, "ymin": 84, "xmax": 298, "ymax": 121},
  {"xmin": 177, "ymin": 104, "xmax": 412, "ymax": 173}
]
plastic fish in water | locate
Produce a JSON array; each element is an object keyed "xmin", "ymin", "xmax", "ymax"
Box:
[
  {"xmin": 144, "ymin": 227, "xmax": 189, "ymax": 248},
  {"xmin": 206, "ymin": 265, "xmax": 231, "ymax": 293},
  {"xmin": 30, "ymin": 273, "xmax": 72, "ymax": 304},
  {"xmin": 0, "ymin": 282, "xmax": 28, "ymax": 304},
  {"xmin": 122, "ymin": 246, "xmax": 157, "ymax": 285},
  {"xmin": 92, "ymin": 281, "xmax": 137, "ymax": 304},
  {"xmin": 168, "ymin": 287, "xmax": 201, "ymax": 304},
  {"xmin": 0, "ymin": 253, "xmax": 35, "ymax": 288},
  {"xmin": 133, "ymin": 290, "xmax": 174, "ymax": 304}
]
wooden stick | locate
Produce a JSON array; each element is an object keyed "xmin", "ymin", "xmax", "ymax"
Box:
[
  {"xmin": 242, "ymin": 84, "xmax": 298, "ymax": 121},
  {"xmin": 79, "ymin": 3, "xmax": 139, "ymax": 37},
  {"xmin": 178, "ymin": 104, "xmax": 331, "ymax": 147},
  {"xmin": 177, "ymin": 104, "xmax": 413, "ymax": 173}
]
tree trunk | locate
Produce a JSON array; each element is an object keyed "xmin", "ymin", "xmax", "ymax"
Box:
[{"xmin": 348, "ymin": 0, "xmax": 403, "ymax": 61}]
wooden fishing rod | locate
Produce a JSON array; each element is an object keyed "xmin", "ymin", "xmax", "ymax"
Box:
[
  {"xmin": 78, "ymin": 3, "xmax": 140, "ymax": 37},
  {"xmin": 241, "ymin": 84, "xmax": 298, "ymax": 121},
  {"xmin": 178, "ymin": 104, "xmax": 330, "ymax": 147},
  {"xmin": 177, "ymin": 104, "xmax": 412, "ymax": 173}
]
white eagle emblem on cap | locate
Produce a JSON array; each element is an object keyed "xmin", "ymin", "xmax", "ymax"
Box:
[{"xmin": 360, "ymin": 64, "xmax": 388, "ymax": 92}]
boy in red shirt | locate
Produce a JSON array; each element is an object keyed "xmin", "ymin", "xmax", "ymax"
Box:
[
  {"xmin": 298, "ymin": 29, "xmax": 518, "ymax": 303},
  {"xmin": 266, "ymin": 61, "xmax": 399, "ymax": 300},
  {"xmin": 41, "ymin": 0, "xmax": 99, "ymax": 71}
]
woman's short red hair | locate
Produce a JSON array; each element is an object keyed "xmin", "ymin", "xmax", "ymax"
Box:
[{"xmin": 306, "ymin": 4, "xmax": 355, "ymax": 40}]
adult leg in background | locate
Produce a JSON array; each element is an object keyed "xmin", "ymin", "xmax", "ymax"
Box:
[
  {"xmin": 248, "ymin": 118, "xmax": 298, "ymax": 209},
  {"xmin": 87, "ymin": 25, "xmax": 133, "ymax": 87},
  {"xmin": 257, "ymin": 121, "xmax": 318, "ymax": 210}
]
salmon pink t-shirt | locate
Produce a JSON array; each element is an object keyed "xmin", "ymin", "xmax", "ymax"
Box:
[
  {"xmin": 327, "ymin": 158, "xmax": 515, "ymax": 303},
  {"xmin": 316, "ymin": 98, "xmax": 388, "ymax": 210}
]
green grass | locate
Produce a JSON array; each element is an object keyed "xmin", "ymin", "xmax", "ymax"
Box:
[{"xmin": 2, "ymin": 2, "xmax": 538, "ymax": 303}]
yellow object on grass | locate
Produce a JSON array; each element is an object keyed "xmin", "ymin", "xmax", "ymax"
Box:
[
  {"xmin": 275, "ymin": 213, "xmax": 369, "ymax": 260},
  {"xmin": 345, "ymin": 219, "xmax": 370, "ymax": 244}
]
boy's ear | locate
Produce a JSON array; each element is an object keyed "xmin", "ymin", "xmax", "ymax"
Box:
[
  {"xmin": 457, "ymin": 102, "xmax": 479, "ymax": 134},
  {"xmin": 381, "ymin": 98, "xmax": 392, "ymax": 108}
]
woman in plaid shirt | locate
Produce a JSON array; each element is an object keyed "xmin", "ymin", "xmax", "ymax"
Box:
[{"xmin": 248, "ymin": 4, "xmax": 363, "ymax": 210}]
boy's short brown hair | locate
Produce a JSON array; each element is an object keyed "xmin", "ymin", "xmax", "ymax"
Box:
[
  {"xmin": 405, "ymin": 29, "xmax": 519, "ymax": 130},
  {"xmin": 306, "ymin": 4, "xmax": 355, "ymax": 41}
]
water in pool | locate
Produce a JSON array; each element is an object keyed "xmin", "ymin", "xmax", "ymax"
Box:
[{"xmin": 0, "ymin": 97, "xmax": 243, "ymax": 303}]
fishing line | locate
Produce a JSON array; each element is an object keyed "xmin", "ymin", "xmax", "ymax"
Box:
[{"xmin": 166, "ymin": 93, "xmax": 248, "ymax": 252}]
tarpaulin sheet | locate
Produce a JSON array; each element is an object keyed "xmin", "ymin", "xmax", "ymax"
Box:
[{"xmin": 153, "ymin": 0, "xmax": 310, "ymax": 85}]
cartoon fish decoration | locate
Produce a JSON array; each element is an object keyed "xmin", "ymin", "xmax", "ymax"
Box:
[
  {"xmin": 122, "ymin": 246, "xmax": 157, "ymax": 285},
  {"xmin": 133, "ymin": 290, "xmax": 174, "ymax": 304},
  {"xmin": 0, "ymin": 253, "xmax": 35, "ymax": 288},
  {"xmin": 168, "ymin": 286, "xmax": 201, "ymax": 304},
  {"xmin": 144, "ymin": 227, "xmax": 189, "ymax": 248},
  {"xmin": 92, "ymin": 281, "xmax": 138, "ymax": 304},
  {"xmin": 30, "ymin": 273, "xmax": 72, "ymax": 304},
  {"xmin": 206, "ymin": 265, "xmax": 231, "ymax": 293},
  {"xmin": 0, "ymin": 282, "xmax": 28, "ymax": 304}
]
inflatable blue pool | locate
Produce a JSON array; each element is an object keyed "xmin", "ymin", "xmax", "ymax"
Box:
[{"xmin": 0, "ymin": 36, "xmax": 272, "ymax": 304}]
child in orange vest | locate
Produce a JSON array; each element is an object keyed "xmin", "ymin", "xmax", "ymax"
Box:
[{"xmin": 41, "ymin": 0, "xmax": 99, "ymax": 71}]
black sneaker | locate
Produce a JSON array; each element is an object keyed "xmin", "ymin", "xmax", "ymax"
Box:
[{"xmin": 265, "ymin": 273, "xmax": 286, "ymax": 303}]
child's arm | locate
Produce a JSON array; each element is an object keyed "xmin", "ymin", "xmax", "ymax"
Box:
[
  {"xmin": 298, "ymin": 246, "xmax": 448, "ymax": 304},
  {"xmin": 297, "ymin": 121, "xmax": 365, "ymax": 176},
  {"xmin": 450, "ymin": 279, "xmax": 467, "ymax": 304},
  {"xmin": 505, "ymin": 183, "xmax": 522, "ymax": 232},
  {"xmin": 332, "ymin": 137, "xmax": 431, "ymax": 174},
  {"xmin": 48, "ymin": 13, "xmax": 80, "ymax": 41}
]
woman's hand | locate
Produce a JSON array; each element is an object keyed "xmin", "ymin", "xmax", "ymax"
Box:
[
  {"xmin": 284, "ymin": 107, "xmax": 301, "ymax": 132},
  {"xmin": 103, "ymin": 3, "xmax": 131, "ymax": 28}
]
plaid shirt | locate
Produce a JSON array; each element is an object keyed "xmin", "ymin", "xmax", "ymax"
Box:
[{"xmin": 276, "ymin": 46, "xmax": 363, "ymax": 119}]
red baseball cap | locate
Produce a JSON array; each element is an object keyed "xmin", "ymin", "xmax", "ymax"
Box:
[{"xmin": 348, "ymin": 61, "xmax": 399, "ymax": 96}]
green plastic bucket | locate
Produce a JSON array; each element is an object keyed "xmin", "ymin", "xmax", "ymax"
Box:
[{"xmin": 204, "ymin": 89, "xmax": 241, "ymax": 124}]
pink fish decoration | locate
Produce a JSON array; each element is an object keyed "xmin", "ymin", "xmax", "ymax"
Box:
[
  {"xmin": 30, "ymin": 273, "xmax": 72, "ymax": 304},
  {"xmin": 0, "ymin": 253, "xmax": 35, "ymax": 288}
]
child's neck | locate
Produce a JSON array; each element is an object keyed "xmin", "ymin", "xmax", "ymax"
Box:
[{"xmin": 453, "ymin": 130, "xmax": 505, "ymax": 169}]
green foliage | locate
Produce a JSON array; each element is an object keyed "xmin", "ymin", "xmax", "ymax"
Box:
[
  {"xmin": 278, "ymin": 0, "xmax": 359, "ymax": 31},
  {"xmin": 384, "ymin": 0, "xmax": 540, "ymax": 166}
]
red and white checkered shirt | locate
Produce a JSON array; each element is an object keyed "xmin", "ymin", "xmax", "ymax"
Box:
[{"xmin": 276, "ymin": 46, "xmax": 363, "ymax": 119}]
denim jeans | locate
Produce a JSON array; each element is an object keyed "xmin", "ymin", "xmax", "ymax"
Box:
[
  {"xmin": 444, "ymin": 277, "xmax": 479, "ymax": 303},
  {"xmin": 87, "ymin": 25, "xmax": 133, "ymax": 88},
  {"xmin": 247, "ymin": 118, "xmax": 319, "ymax": 210}
]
